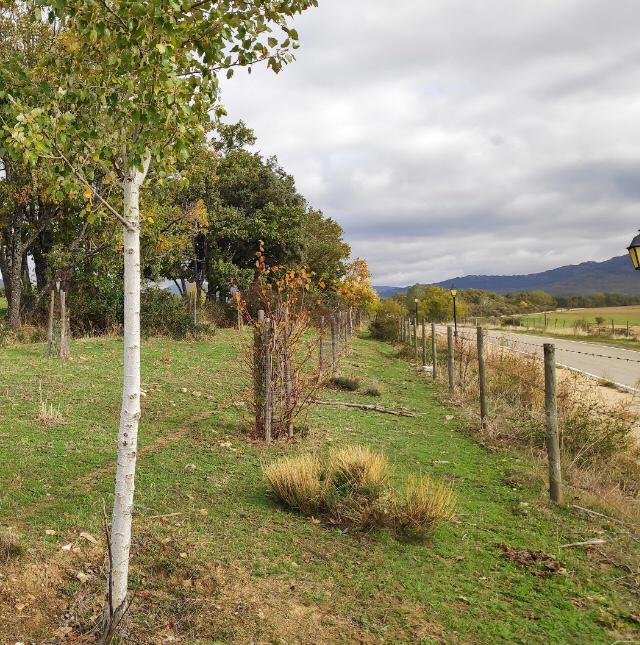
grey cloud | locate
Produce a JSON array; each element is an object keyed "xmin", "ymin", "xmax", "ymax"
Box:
[{"xmin": 220, "ymin": 0, "xmax": 640, "ymax": 284}]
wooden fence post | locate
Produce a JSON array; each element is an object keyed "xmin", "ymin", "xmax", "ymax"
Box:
[
  {"xmin": 284, "ymin": 307, "xmax": 293, "ymax": 438},
  {"xmin": 447, "ymin": 325, "xmax": 454, "ymax": 394},
  {"xmin": 477, "ymin": 326, "xmax": 487, "ymax": 426},
  {"xmin": 331, "ymin": 314, "xmax": 338, "ymax": 374},
  {"xmin": 263, "ymin": 317, "xmax": 273, "ymax": 443},
  {"xmin": 421, "ymin": 317, "xmax": 427, "ymax": 368},
  {"xmin": 59, "ymin": 290, "xmax": 68, "ymax": 359},
  {"xmin": 236, "ymin": 293, "xmax": 243, "ymax": 330},
  {"xmin": 319, "ymin": 315, "xmax": 325, "ymax": 372},
  {"xmin": 413, "ymin": 317, "xmax": 418, "ymax": 361},
  {"xmin": 543, "ymin": 343, "xmax": 562, "ymax": 504},
  {"xmin": 431, "ymin": 323, "xmax": 437, "ymax": 381},
  {"xmin": 47, "ymin": 290, "xmax": 55, "ymax": 357}
]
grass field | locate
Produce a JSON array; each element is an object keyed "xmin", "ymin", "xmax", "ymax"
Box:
[
  {"xmin": 0, "ymin": 296, "xmax": 6, "ymax": 320},
  {"xmin": 1, "ymin": 332, "xmax": 639, "ymax": 642},
  {"xmin": 521, "ymin": 305, "xmax": 640, "ymax": 328}
]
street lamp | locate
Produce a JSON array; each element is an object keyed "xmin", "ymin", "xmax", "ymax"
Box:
[
  {"xmin": 627, "ymin": 230, "xmax": 640, "ymax": 270},
  {"xmin": 450, "ymin": 286, "xmax": 458, "ymax": 337}
]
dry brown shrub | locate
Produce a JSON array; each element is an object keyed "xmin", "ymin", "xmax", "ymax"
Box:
[
  {"xmin": 263, "ymin": 446, "xmax": 455, "ymax": 538},
  {"xmin": 327, "ymin": 444, "xmax": 389, "ymax": 496},
  {"xmin": 263, "ymin": 454, "xmax": 327, "ymax": 513},
  {"xmin": 37, "ymin": 400, "xmax": 65, "ymax": 427},
  {"xmin": 0, "ymin": 531, "xmax": 22, "ymax": 563},
  {"xmin": 390, "ymin": 475, "xmax": 457, "ymax": 539}
]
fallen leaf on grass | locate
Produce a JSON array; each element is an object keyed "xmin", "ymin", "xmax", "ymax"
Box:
[
  {"xmin": 497, "ymin": 543, "xmax": 566, "ymax": 576},
  {"xmin": 79, "ymin": 531, "xmax": 98, "ymax": 544},
  {"xmin": 45, "ymin": 529, "xmax": 56, "ymax": 536},
  {"xmin": 76, "ymin": 571, "xmax": 92, "ymax": 583}
]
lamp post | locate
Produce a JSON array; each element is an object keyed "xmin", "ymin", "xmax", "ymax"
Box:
[
  {"xmin": 627, "ymin": 230, "xmax": 640, "ymax": 270},
  {"xmin": 414, "ymin": 297, "xmax": 419, "ymax": 322},
  {"xmin": 450, "ymin": 286, "xmax": 458, "ymax": 337}
]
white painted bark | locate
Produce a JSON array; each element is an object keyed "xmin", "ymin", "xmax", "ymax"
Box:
[{"xmin": 107, "ymin": 158, "xmax": 149, "ymax": 619}]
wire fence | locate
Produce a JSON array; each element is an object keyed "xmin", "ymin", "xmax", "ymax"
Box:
[
  {"xmin": 394, "ymin": 315, "xmax": 640, "ymax": 506},
  {"xmin": 461, "ymin": 315, "xmax": 639, "ymax": 341}
]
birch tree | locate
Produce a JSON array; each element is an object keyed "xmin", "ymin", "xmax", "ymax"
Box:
[{"xmin": 1, "ymin": 0, "xmax": 317, "ymax": 635}]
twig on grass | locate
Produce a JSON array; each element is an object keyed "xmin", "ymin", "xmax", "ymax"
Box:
[
  {"xmin": 571, "ymin": 505, "xmax": 640, "ymax": 543},
  {"xmin": 559, "ymin": 538, "xmax": 606, "ymax": 548},
  {"xmin": 312, "ymin": 399, "xmax": 416, "ymax": 417}
]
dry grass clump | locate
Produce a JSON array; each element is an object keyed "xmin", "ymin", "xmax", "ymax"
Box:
[
  {"xmin": 362, "ymin": 381, "xmax": 383, "ymax": 397},
  {"xmin": 390, "ymin": 475, "xmax": 457, "ymax": 539},
  {"xmin": 263, "ymin": 446, "xmax": 456, "ymax": 539},
  {"xmin": 37, "ymin": 401, "xmax": 65, "ymax": 427},
  {"xmin": 0, "ymin": 531, "xmax": 22, "ymax": 564},
  {"xmin": 327, "ymin": 444, "xmax": 389, "ymax": 495},
  {"xmin": 263, "ymin": 454, "xmax": 327, "ymax": 514},
  {"xmin": 330, "ymin": 375, "xmax": 361, "ymax": 391}
]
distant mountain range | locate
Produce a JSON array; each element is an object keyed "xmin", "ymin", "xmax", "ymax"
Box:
[{"xmin": 374, "ymin": 254, "xmax": 640, "ymax": 297}]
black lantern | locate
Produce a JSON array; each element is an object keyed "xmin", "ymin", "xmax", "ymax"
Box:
[{"xmin": 628, "ymin": 230, "xmax": 640, "ymax": 270}]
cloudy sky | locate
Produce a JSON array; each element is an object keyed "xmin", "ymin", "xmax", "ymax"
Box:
[{"xmin": 221, "ymin": 0, "xmax": 640, "ymax": 286}]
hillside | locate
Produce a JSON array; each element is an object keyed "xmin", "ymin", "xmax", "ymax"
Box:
[{"xmin": 375, "ymin": 255, "xmax": 639, "ymax": 297}]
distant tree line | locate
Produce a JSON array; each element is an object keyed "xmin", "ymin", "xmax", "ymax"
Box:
[{"xmin": 373, "ymin": 284, "xmax": 640, "ymax": 327}]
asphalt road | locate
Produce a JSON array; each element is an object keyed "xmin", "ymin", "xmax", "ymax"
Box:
[{"xmin": 438, "ymin": 326, "xmax": 640, "ymax": 392}]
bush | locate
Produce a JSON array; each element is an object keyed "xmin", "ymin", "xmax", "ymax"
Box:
[
  {"xmin": 141, "ymin": 288, "xmax": 194, "ymax": 339},
  {"xmin": 0, "ymin": 531, "xmax": 22, "ymax": 563},
  {"xmin": 263, "ymin": 454, "xmax": 328, "ymax": 514},
  {"xmin": 204, "ymin": 300, "xmax": 237, "ymax": 328},
  {"xmin": 501, "ymin": 316, "xmax": 522, "ymax": 327},
  {"xmin": 327, "ymin": 445, "xmax": 389, "ymax": 497},
  {"xmin": 0, "ymin": 322, "xmax": 46, "ymax": 346},
  {"xmin": 390, "ymin": 475, "xmax": 457, "ymax": 539},
  {"xmin": 369, "ymin": 300, "xmax": 404, "ymax": 341},
  {"xmin": 330, "ymin": 375, "xmax": 361, "ymax": 391},
  {"xmin": 362, "ymin": 381, "xmax": 383, "ymax": 397},
  {"xmin": 560, "ymin": 397, "xmax": 635, "ymax": 466},
  {"xmin": 263, "ymin": 446, "xmax": 456, "ymax": 538}
]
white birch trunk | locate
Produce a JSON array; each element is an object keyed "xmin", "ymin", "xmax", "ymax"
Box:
[{"xmin": 107, "ymin": 158, "xmax": 149, "ymax": 620}]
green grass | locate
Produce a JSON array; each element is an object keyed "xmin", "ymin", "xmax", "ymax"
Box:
[
  {"xmin": 0, "ymin": 296, "xmax": 6, "ymax": 320},
  {"xmin": 1, "ymin": 332, "xmax": 638, "ymax": 642},
  {"xmin": 508, "ymin": 327, "xmax": 640, "ymax": 350},
  {"xmin": 520, "ymin": 305, "xmax": 640, "ymax": 328}
]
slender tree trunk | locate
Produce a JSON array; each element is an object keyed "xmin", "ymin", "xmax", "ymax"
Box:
[
  {"xmin": 105, "ymin": 159, "xmax": 149, "ymax": 628},
  {"xmin": 47, "ymin": 290, "xmax": 55, "ymax": 357},
  {"xmin": 8, "ymin": 242, "xmax": 23, "ymax": 330}
]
